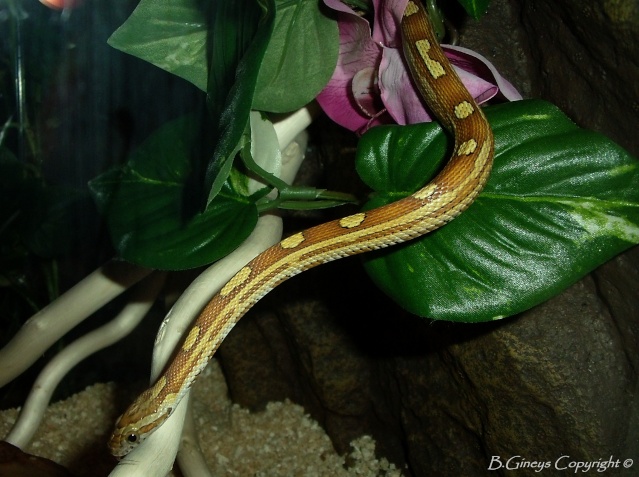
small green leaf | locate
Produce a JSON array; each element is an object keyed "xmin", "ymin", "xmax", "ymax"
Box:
[
  {"xmin": 0, "ymin": 148, "xmax": 39, "ymax": 232},
  {"xmin": 206, "ymin": 0, "xmax": 264, "ymax": 121},
  {"xmin": 21, "ymin": 187, "xmax": 90, "ymax": 258},
  {"xmin": 205, "ymin": 0, "xmax": 276, "ymax": 204},
  {"xmin": 0, "ymin": 151, "xmax": 89, "ymax": 259},
  {"xmin": 456, "ymin": 0, "xmax": 491, "ymax": 19},
  {"xmin": 252, "ymin": 0, "xmax": 339, "ymax": 113},
  {"xmin": 89, "ymin": 116, "xmax": 257, "ymax": 270},
  {"xmin": 358, "ymin": 100, "xmax": 639, "ymax": 322}
]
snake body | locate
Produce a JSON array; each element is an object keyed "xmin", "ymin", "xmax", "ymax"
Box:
[{"xmin": 109, "ymin": 0, "xmax": 494, "ymax": 457}]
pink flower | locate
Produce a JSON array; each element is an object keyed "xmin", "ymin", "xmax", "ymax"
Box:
[{"xmin": 317, "ymin": 0, "xmax": 521, "ymax": 134}]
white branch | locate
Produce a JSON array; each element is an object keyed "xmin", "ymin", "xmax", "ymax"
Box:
[
  {"xmin": 0, "ymin": 261, "xmax": 151, "ymax": 387},
  {"xmin": 5, "ymin": 272, "xmax": 167, "ymax": 448},
  {"xmin": 176, "ymin": 397, "xmax": 214, "ymax": 477}
]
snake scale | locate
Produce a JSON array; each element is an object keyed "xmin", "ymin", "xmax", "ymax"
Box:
[{"xmin": 109, "ymin": 0, "xmax": 494, "ymax": 457}]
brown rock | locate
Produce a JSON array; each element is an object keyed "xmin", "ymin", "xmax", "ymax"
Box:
[{"xmin": 0, "ymin": 441, "xmax": 74, "ymax": 477}]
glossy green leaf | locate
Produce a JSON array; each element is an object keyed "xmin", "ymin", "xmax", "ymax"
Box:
[
  {"xmin": 252, "ymin": 0, "xmax": 339, "ymax": 113},
  {"xmin": 358, "ymin": 100, "xmax": 639, "ymax": 322},
  {"xmin": 89, "ymin": 116, "xmax": 257, "ymax": 270},
  {"xmin": 108, "ymin": 0, "xmax": 210, "ymax": 91},
  {"xmin": 457, "ymin": 0, "xmax": 491, "ymax": 19}
]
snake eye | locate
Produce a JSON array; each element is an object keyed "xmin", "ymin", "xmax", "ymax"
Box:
[{"xmin": 127, "ymin": 433, "xmax": 138, "ymax": 444}]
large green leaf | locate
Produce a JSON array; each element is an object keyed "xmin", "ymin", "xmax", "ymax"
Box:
[
  {"xmin": 252, "ymin": 0, "xmax": 339, "ymax": 113},
  {"xmin": 358, "ymin": 100, "xmax": 639, "ymax": 322},
  {"xmin": 89, "ymin": 116, "xmax": 257, "ymax": 270},
  {"xmin": 108, "ymin": 0, "xmax": 210, "ymax": 91},
  {"xmin": 106, "ymin": 0, "xmax": 337, "ymax": 114},
  {"xmin": 107, "ymin": 0, "xmax": 275, "ymax": 205}
]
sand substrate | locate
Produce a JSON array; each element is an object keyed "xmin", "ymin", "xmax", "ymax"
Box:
[{"xmin": 0, "ymin": 359, "xmax": 403, "ymax": 476}]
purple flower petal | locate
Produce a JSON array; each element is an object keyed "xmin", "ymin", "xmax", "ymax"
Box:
[
  {"xmin": 442, "ymin": 45, "xmax": 523, "ymax": 102},
  {"xmin": 352, "ymin": 67, "xmax": 380, "ymax": 117},
  {"xmin": 379, "ymin": 46, "xmax": 503, "ymax": 126},
  {"xmin": 316, "ymin": 0, "xmax": 383, "ymax": 131},
  {"xmin": 317, "ymin": 0, "xmax": 521, "ymax": 134},
  {"xmin": 372, "ymin": 0, "xmax": 409, "ymax": 46},
  {"xmin": 379, "ymin": 47, "xmax": 434, "ymax": 124}
]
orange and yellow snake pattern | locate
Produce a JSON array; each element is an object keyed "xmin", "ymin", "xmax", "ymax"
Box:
[{"xmin": 109, "ymin": 0, "xmax": 494, "ymax": 457}]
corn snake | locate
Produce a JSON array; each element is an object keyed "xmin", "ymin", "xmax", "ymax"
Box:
[{"xmin": 109, "ymin": 0, "xmax": 494, "ymax": 457}]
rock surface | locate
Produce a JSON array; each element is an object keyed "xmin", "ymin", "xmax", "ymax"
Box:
[{"xmin": 515, "ymin": 0, "xmax": 639, "ymax": 154}]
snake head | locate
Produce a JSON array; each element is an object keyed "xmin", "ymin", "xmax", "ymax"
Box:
[
  {"xmin": 108, "ymin": 381, "xmax": 173, "ymax": 457},
  {"xmin": 108, "ymin": 419, "xmax": 143, "ymax": 458},
  {"xmin": 109, "ymin": 407, "xmax": 172, "ymax": 457}
]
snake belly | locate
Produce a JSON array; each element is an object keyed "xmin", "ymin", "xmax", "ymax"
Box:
[{"xmin": 109, "ymin": 0, "xmax": 494, "ymax": 457}]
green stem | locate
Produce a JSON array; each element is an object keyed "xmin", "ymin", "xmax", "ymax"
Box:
[{"xmin": 241, "ymin": 141, "xmax": 358, "ymax": 213}]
